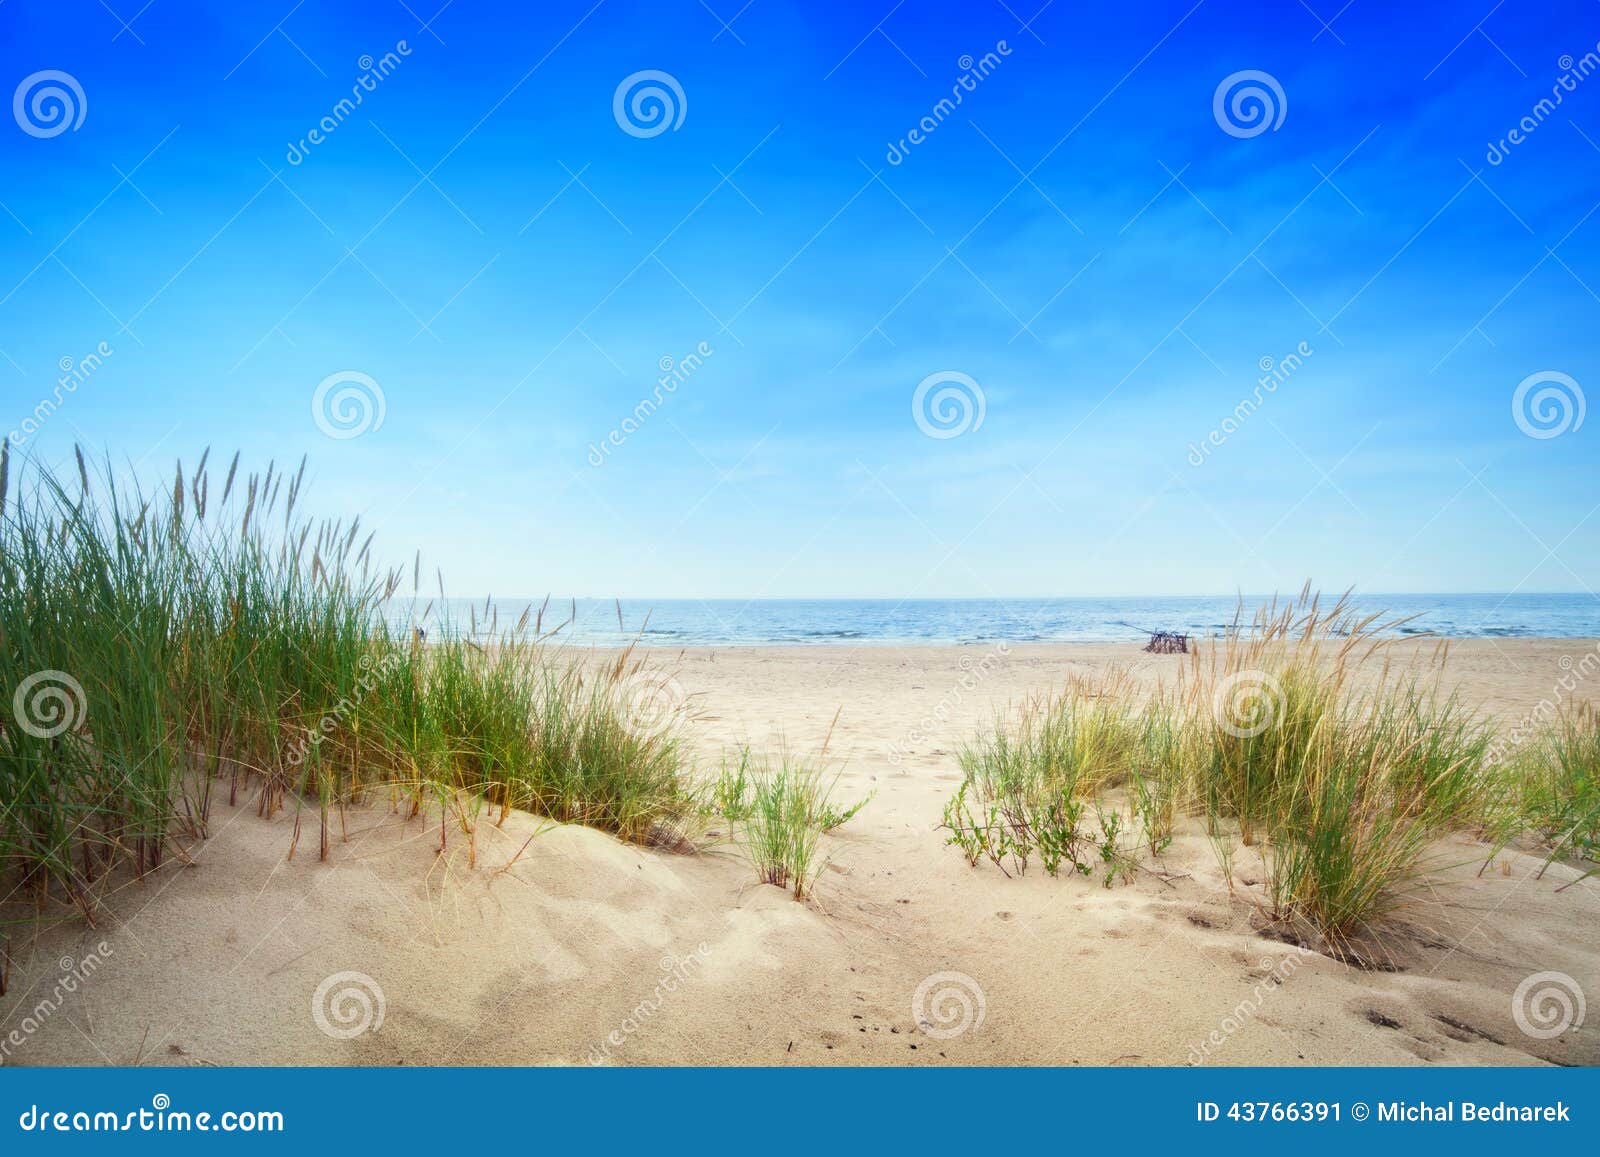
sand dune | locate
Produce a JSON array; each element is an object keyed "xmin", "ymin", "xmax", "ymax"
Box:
[{"xmin": 2, "ymin": 640, "xmax": 1596, "ymax": 1066}]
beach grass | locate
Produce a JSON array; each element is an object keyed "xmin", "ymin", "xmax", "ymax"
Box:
[
  {"xmin": 1516, "ymin": 703, "xmax": 1600, "ymax": 880},
  {"xmin": 740, "ymin": 754, "xmax": 827, "ymax": 898},
  {"xmin": 1184, "ymin": 589, "xmax": 1501, "ymax": 942},
  {"xmin": 943, "ymin": 587, "xmax": 1555, "ymax": 947},
  {"xmin": 943, "ymin": 676, "xmax": 1167, "ymax": 882},
  {"xmin": 710, "ymin": 737, "xmax": 870, "ymax": 899},
  {"xmin": 0, "ymin": 445, "xmax": 693, "ymax": 917}
]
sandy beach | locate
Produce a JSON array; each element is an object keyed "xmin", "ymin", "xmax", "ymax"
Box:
[{"xmin": 3, "ymin": 639, "xmax": 1597, "ymax": 1068}]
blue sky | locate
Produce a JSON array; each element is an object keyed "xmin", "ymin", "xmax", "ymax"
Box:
[{"xmin": 1, "ymin": 0, "xmax": 1597, "ymax": 598}]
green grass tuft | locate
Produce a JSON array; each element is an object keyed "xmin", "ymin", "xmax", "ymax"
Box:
[
  {"xmin": 0, "ymin": 445, "xmax": 693, "ymax": 915},
  {"xmin": 712, "ymin": 739, "xmax": 870, "ymax": 900},
  {"xmin": 941, "ymin": 586, "xmax": 1565, "ymax": 949}
]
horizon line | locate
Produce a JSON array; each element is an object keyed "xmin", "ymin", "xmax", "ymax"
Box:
[{"xmin": 392, "ymin": 591, "xmax": 1600, "ymax": 602}]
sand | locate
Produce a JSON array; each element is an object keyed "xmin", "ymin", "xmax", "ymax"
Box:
[{"xmin": 2, "ymin": 639, "xmax": 1597, "ymax": 1067}]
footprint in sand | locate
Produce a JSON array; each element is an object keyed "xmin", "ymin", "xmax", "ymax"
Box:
[{"xmin": 1431, "ymin": 1012, "xmax": 1504, "ymax": 1047}]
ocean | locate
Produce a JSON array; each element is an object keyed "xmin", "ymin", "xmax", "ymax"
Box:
[{"xmin": 389, "ymin": 594, "xmax": 1600, "ymax": 646}]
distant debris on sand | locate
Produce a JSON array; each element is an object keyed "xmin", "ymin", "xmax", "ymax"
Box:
[
  {"xmin": 1143, "ymin": 630, "xmax": 1188, "ymax": 654},
  {"xmin": 1114, "ymin": 621, "xmax": 1189, "ymax": 653}
]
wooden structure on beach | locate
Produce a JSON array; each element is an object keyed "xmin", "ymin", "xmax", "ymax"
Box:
[
  {"xmin": 1115, "ymin": 621, "xmax": 1190, "ymax": 654},
  {"xmin": 1143, "ymin": 630, "xmax": 1189, "ymax": 654}
]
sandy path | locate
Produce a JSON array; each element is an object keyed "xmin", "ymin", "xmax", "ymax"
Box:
[{"xmin": 2, "ymin": 640, "xmax": 1597, "ymax": 1067}]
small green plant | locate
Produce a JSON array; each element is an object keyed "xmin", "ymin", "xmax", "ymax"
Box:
[
  {"xmin": 730, "ymin": 744, "xmax": 870, "ymax": 899},
  {"xmin": 1129, "ymin": 764, "xmax": 1176, "ymax": 858},
  {"xmin": 741, "ymin": 756, "xmax": 821, "ymax": 898},
  {"xmin": 1522, "ymin": 704, "xmax": 1600, "ymax": 879},
  {"xmin": 1027, "ymin": 790, "xmax": 1090, "ymax": 878},
  {"xmin": 941, "ymin": 676, "xmax": 1157, "ymax": 881},
  {"xmin": 1094, "ymin": 806, "xmax": 1137, "ymax": 887},
  {"xmin": 705, "ymin": 748, "xmax": 754, "ymax": 821},
  {"xmin": 816, "ymin": 788, "xmax": 875, "ymax": 832},
  {"xmin": 942, "ymin": 781, "xmax": 988, "ymax": 867}
]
